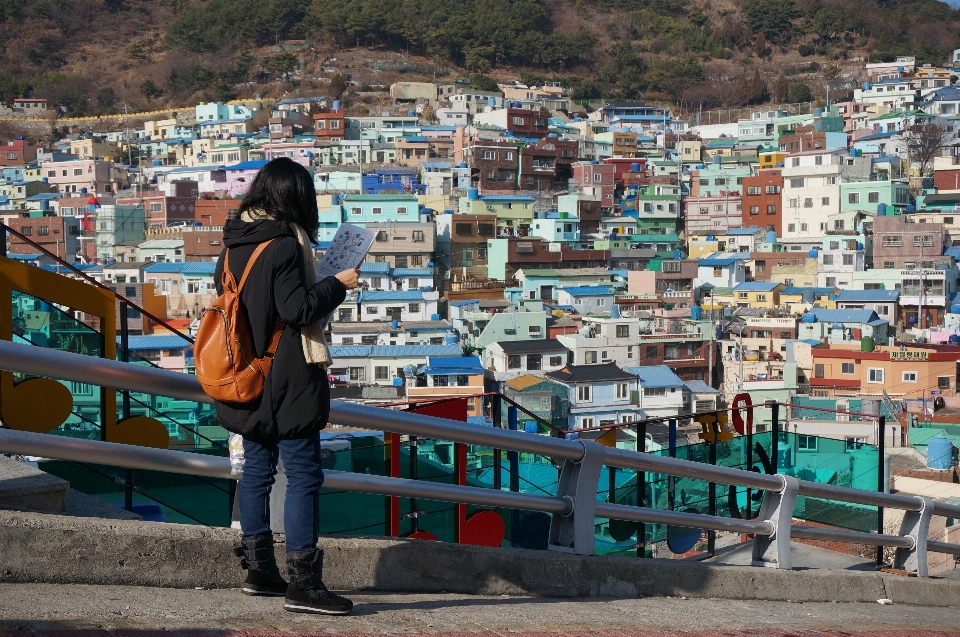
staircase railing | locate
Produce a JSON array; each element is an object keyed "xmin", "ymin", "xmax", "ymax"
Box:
[{"xmin": 0, "ymin": 339, "xmax": 958, "ymax": 576}]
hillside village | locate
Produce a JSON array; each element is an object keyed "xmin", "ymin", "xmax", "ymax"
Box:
[{"xmin": 4, "ymin": 49, "xmax": 960, "ymax": 483}]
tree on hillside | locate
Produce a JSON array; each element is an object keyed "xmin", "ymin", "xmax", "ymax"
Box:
[
  {"xmin": 469, "ymin": 74, "xmax": 499, "ymax": 92},
  {"xmin": 329, "ymin": 73, "xmax": 347, "ymax": 100},
  {"xmin": 905, "ymin": 119, "xmax": 957, "ymax": 177},
  {"xmin": 789, "ymin": 83, "xmax": 811, "ymax": 103},
  {"xmin": 741, "ymin": 0, "xmax": 802, "ymax": 45},
  {"xmin": 234, "ymin": 47, "xmax": 256, "ymax": 81},
  {"xmin": 262, "ymin": 52, "xmax": 299, "ymax": 79}
]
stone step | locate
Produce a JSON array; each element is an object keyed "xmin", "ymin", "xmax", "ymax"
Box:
[{"xmin": 0, "ymin": 454, "xmax": 69, "ymax": 514}]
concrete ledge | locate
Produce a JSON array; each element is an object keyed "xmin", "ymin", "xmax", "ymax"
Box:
[
  {"xmin": 1, "ymin": 509, "xmax": 959, "ymax": 606},
  {"xmin": 0, "ymin": 456, "xmax": 68, "ymax": 514}
]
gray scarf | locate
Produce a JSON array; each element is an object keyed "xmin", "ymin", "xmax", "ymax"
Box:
[{"xmin": 240, "ymin": 209, "xmax": 332, "ymax": 369}]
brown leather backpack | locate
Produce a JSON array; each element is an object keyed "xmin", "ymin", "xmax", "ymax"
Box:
[{"xmin": 195, "ymin": 240, "xmax": 283, "ymax": 403}]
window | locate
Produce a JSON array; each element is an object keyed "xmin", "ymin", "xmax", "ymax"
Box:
[
  {"xmin": 482, "ymin": 150, "xmax": 496, "ymax": 160},
  {"xmin": 848, "ymin": 192, "xmax": 860, "ymax": 204},
  {"xmin": 788, "ymin": 224, "xmax": 796, "ymax": 233},
  {"xmin": 766, "ymin": 185, "xmax": 781, "ymax": 195},
  {"xmin": 527, "ymin": 354, "xmax": 542, "ymax": 371},
  {"xmin": 788, "ymin": 198, "xmax": 799, "ymax": 208},
  {"xmin": 584, "ymin": 350, "xmax": 598, "ymax": 364},
  {"xmin": 912, "ymin": 235, "xmax": 935, "ymax": 247},
  {"xmin": 528, "ymin": 325, "xmax": 541, "ymax": 336},
  {"xmin": 825, "ymin": 277, "xmax": 836, "ymax": 287},
  {"xmin": 789, "ymin": 178, "xmax": 804, "ymax": 188},
  {"xmin": 512, "ymin": 116, "xmax": 525, "ymax": 125},
  {"xmin": 71, "ymin": 381, "xmax": 93, "ymax": 395},
  {"xmin": 815, "ymin": 364, "xmax": 824, "ymax": 378},
  {"xmin": 366, "ymin": 306, "xmax": 378, "ymax": 315},
  {"xmin": 842, "ymin": 254, "xmax": 854, "ymax": 266},
  {"xmin": 372, "ymin": 207, "xmax": 383, "ymax": 216},
  {"xmin": 507, "ymin": 355, "xmax": 521, "ymax": 369},
  {"xmin": 797, "ymin": 435, "xmax": 818, "ymax": 451},
  {"xmin": 868, "ymin": 368, "xmax": 884, "ymax": 383},
  {"xmin": 616, "ymin": 383, "xmax": 628, "ymax": 399},
  {"xmin": 821, "ymin": 197, "xmax": 829, "ymax": 206},
  {"xmin": 868, "ymin": 192, "xmax": 880, "ymax": 203},
  {"xmin": 902, "ymin": 371, "xmax": 918, "ymax": 383},
  {"xmin": 375, "ymin": 366, "xmax": 389, "ymax": 380},
  {"xmin": 646, "ymin": 345, "xmax": 658, "ymax": 358},
  {"xmin": 841, "ymin": 363, "xmax": 855, "ymax": 374},
  {"xmin": 20, "ymin": 226, "xmax": 31, "ymax": 236},
  {"xmin": 750, "ymin": 206, "xmax": 760, "ymax": 215},
  {"xmin": 644, "ymin": 387, "xmax": 666, "ymax": 397},
  {"xmin": 757, "ymin": 294, "xmax": 767, "ymax": 301},
  {"xmin": 376, "ymin": 231, "xmax": 388, "ymax": 243},
  {"xmin": 350, "ymin": 207, "xmax": 361, "ymax": 216},
  {"xmin": 580, "ymin": 416, "xmax": 594, "ymax": 428},
  {"xmin": 804, "ymin": 198, "xmax": 813, "ymax": 208},
  {"xmin": 822, "ymin": 254, "xmax": 834, "ymax": 265},
  {"xmin": 37, "ymin": 226, "xmax": 49, "ymax": 236},
  {"xmin": 747, "ymin": 186, "xmax": 761, "ymax": 195},
  {"xmin": 73, "ymin": 168, "xmax": 83, "ymax": 176},
  {"xmin": 394, "ymin": 256, "xmax": 408, "ymax": 268},
  {"xmin": 601, "ymin": 350, "xmax": 609, "ymax": 360},
  {"xmin": 408, "ymin": 303, "xmax": 420, "ymax": 314},
  {"xmin": 881, "ymin": 235, "xmax": 902, "ymax": 247},
  {"xmin": 616, "ymin": 325, "xmax": 630, "ymax": 338},
  {"xmin": 883, "ymin": 261, "xmax": 895, "ymax": 269},
  {"xmin": 767, "ymin": 205, "xmax": 777, "ymax": 214},
  {"xmin": 575, "ymin": 384, "xmax": 594, "ymax": 403},
  {"xmin": 938, "ymin": 376, "xmax": 950, "ymax": 389},
  {"xmin": 397, "ymin": 206, "xmax": 408, "ymax": 216}
]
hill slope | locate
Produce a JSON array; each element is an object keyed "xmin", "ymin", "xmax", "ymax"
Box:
[{"xmin": 1, "ymin": 0, "xmax": 959, "ymax": 118}]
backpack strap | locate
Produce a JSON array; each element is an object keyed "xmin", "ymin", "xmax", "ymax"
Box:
[
  {"xmin": 262, "ymin": 319, "xmax": 284, "ymax": 363},
  {"xmin": 237, "ymin": 239, "xmax": 275, "ymax": 292}
]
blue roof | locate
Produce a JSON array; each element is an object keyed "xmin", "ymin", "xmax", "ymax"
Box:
[
  {"xmin": 359, "ymin": 262, "xmax": 390, "ymax": 273},
  {"xmin": 781, "ymin": 286, "xmax": 837, "ymax": 296},
  {"xmin": 559, "ymin": 286, "xmax": 614, "ymax": 297},
  {"xmin": 421, "ymin": 356, "xmax": 483, "ymax": 374},
  {"xmin": 479, "ymin": 195, "xmax": 537, "ymax": 202},
  {"xmin": 391, "ymin": 268, "xmax": 433, "ymax": 276},
  {"xmin": 402, "ymin": 136, "xmax": 428, "ymax": 142},
  {"xmin": 24, "ymin": 193, "xmax": 59, "ymax": 201},
  {"xmin": 835, "ymin": 289, "xmax": 900, "ymax": 302},
  {"xmin": 804, "ymin": 309, "xmax": 886, "ymax": 325},
  {"xmin": 727, "ymin": 227, "xmax": 763, "ymax": 235},
  {"xmin": 358, "ymin": 290, "xmax": 424, "ymax": 302},
  {"xmin": 855, "ymin": 131, "xmax": 896, "ymax": 141},
  {"xmin": 225, "ymin": 160, "xmax": 268, "ymax": 172},
  {"xmin": 625, "ymin": 364, "xmax": 684, "ymax": 389},
  {"xmin": 119, "ymin": 335, "xmax": 191, "ymax": 351},
  {"xmin": 449, "ymin": 299, "xmax": 480, "ymax": 307},
  {"xmin": 698, "ymin": 252, "xmax": 747, "ymax": 267},
  {"xmin": 684, "ymin": 379, "xmax": 719, "ymax": 394},
  {"xmin": 420, "ymin": 161, "xmax": 452, "ymax": 170},
  {"xmin": 733, "ymin": 282, "xmax": 780, "ymax": 292},
  {"xmin": 945, "ymin": 247, "xmax": 960, "ymax": 259},
  {"xmin": 328, "ymin": 344, "xmax": 462, "ymax": 358},
  {"xmin": 144, "ymin": 262, "xmax": 217, "ymax": 274}
]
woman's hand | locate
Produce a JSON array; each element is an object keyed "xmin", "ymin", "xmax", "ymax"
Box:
[{"xmin": 335, "ymin": 267, "xmax": 361, "ymax": 290}]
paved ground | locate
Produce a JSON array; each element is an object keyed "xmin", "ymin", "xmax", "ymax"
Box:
[{"xmin": 0, "ymin": 583, "xmax": 958, "ymax": 635}]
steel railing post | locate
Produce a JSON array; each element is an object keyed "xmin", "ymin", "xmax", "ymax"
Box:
[
  {"xmin": 119, "ymin": 299, "xmax": 133, "ymax": 512},
  {"xmin": 668, "ymin": 418, "xmax": 677, "ymax": 512},
  {"xmin": 752, "ymin": 474, "xmax": 799, "ymax": 569},
  {"xmin": 768, "ymin": 401, "xmax": 780, "ymax": 475},
  {"xmin": 893, "ymin": 496, "xmax": 932, "ymax": 577},
  {"xmin": 548, "ymin": 440, "xmax": 605, "ymax": 555},
  {"xmin": 507, "ymin": 405, "xmax": 520, "ymax": 539},
  {"xmin": 637, "ymin": 421, "xmax": 646, "ymax": 557}
]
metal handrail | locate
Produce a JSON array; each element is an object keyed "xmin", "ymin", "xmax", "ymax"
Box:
[{"xmin": 1, "ymin": 339, "xmax": 959, "ymax": 572}]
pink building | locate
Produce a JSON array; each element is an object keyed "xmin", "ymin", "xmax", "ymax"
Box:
[
  {"xmin": 41, "ymin": 159, "xmax": 128, "ymax": 196},
  {"xmin": 683, "ymin": 194, "xmax": 744, "ymax": 234},
  {"xmin": 263, "ymin": 141, "xmax": 315, "ymax": 167},
  {"xmin": 571, "ymin": 161, "xmax": 615, "ymax": 208},
  {"xmin": 224, "ymin": 160, "xmax": 269, "ymax": 197}
]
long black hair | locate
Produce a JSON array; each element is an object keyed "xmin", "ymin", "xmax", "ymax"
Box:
[{"xmin": 237, "ymin": 157, "xmax": 319, "ymax": 239}]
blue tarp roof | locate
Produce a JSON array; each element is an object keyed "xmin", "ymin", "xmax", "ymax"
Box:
[
  {"xmin": 625, "ymin": 364, "xmax": 685, "ymax": 388},
  {"xmin": 421, "ymin": 356, "xmax": 482, "ymax": 374},
  {"xmin": 804, "ymin": 308, "xmax": 887, "ymax": 326},
  {"xmin": 727, "ymin": 227, "xmax": 763, "ymax": 235},
  {"xmin": 119, "ymin": 335, "xmax": 191, "ymax": 351},
  {"xmin": 449, "ymin": 299, "xmax": 480, "ymax": 307},
  {"xmin": 559, "ymin": 286, "xmax": 614, "ymax": 297},
  {"xmin": 684, "ymin": 379, "xmax": 719, "ymax": 394},
  {"xmin": 781, "ymin": 286, "xmax": 836, "ymax": 296},
  {"xmin": 391, "ymin": 268, "xmax": 433, "ymax": 276},
  {"xmin": 328, "ymin": 344, "xmax": 461, "ymax": 358},
  {"xmin": 144, "ymin": 262, "xmax": 217, "ymax": 274},
  {"xmin": 359, "ymin": 262, "xmax": 390, "ymax": 273},
  {"xmin": 698, "ymin": 253, "xmax": 747, "ymax": 266},
  {"xmin": 835, "ymin": 289, "xmax": 900, "ymax": 302},
  {"xmin": 358, "ymin": 290, "xmax": 425, "ymax": 302},
  {"xmin": 733, "ymin": 282, "xmax": 781, "ymax": 292},
  {"xmin": 224, "ymin": 160, "xmax": 268, "ymax": 172}
]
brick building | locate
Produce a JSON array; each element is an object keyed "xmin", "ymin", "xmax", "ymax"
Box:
[
  {"xmin": 871, "ymin": 215, "xmax": 944, "ymax": 270},
  {"xmin": 500, "ymin": 238, "xmax": 610, "ymax": 280},
  {"xmin": 6, "ymin": 214, "xmax": 81, "ymax": 260},
  {"xmin": 313, "ymin": 104, "xmax": 345, "ymax": 141},
  {"xmin": 571, "ymin": 161, "xmax": 615, "ymax": 209},
  {"xmin": 465, "ymin": 136, "xmax": 578, "ymax": 192},
  {"xmin": 0, "ymin": 139, "xmax": 38, "ymax": 166},
  {"xmin": 182, "ymin": 227, "xmax": 224, "ymax": 262},
  {"xmin": 741, "ymin": 169, "xmax": 783, "ymax": 234},
  {"xmin": 194, "ymin": 199, "xmax": 238, "ymax": 227}
]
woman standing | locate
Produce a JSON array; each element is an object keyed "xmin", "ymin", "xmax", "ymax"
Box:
[{"xmin": 214, "ymin": 157, "xmax": 357, "ymax": 615}]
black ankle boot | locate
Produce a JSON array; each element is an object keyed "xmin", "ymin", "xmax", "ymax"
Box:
[
  {"xmin": 234, "ymin": 534, "xmax": 288, "ymax": 596},
  {"xmin": 284, "ymin": 549, "xmax": 353, "ymax": 615}
]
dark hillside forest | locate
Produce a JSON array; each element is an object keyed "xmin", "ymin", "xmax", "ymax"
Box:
[{"xmin": 1, "ymin": 0, "xmax": 959, "ymax": 115}]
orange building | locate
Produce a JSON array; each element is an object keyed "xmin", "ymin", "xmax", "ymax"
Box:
[{"xmin": 811, "ymin": 346, "xmax": 957, "ymax": 400}]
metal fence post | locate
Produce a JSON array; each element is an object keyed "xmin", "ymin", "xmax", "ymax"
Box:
[
  {"xmin": 768, "ymin": 401, "xmax": 780, "ymax": 475},
  {"xmin": 877, "ymin": 415, "xmax": 886, "ymax": 565},
  {"xmin": 548, "ymin": 440, "xmax": 605, "ymax": 555},
  {"xmin": 507, "ymin": 405, "xmax": 520, "ymax": 536},
  {"xmin": 119, "ymin": 301, "xmax": 133, "ymax": 512},
  {"xmin": 637, "ymin": 421, "xmax": 646, "ymax": 557},
  {"xmin": 668, "ymin": 418, "xmax": 677, "ymax": 511},
  {"xmin": 708, "ymin": 436, "xmax": 717, "ymax": 555}
]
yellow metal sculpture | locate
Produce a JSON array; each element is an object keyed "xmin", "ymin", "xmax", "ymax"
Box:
[
  {"xmin": 0, "ymin": 256, "xmax": 169, "ymax": 448},
  {"xmin": 696, "ymin": 411, "xmax": 733, "ymax": 444}
]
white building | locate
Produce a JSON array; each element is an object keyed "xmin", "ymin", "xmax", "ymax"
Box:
[
  {"xmin": 780, "ymin": 150, "xmax": 871, "ymax": 243},
  {"xmin": 555, "ymin": 315, "xmax": 641, "ymax": 366},
  {"xmin": 356, "ymin": 290, "xmax": 440, "ymax": 322}
]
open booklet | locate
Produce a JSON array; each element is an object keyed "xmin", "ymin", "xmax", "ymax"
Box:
[{"xmin": 315, "ymin": 223, "xmax": 375, "ymax": 280}]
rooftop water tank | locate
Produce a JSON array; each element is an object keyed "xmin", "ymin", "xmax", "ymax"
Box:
[
  {"xmin": 766, "ymin": 230, "xmax": 777, "ymax": 243},
  {"xmin": 41, "ymin": 177, "xmax": 48, "ymax": 184},
  {"xmin": 591, "ymin": 160, "xmax": 600, "ymax": 165},
  {"xmin": 674, "ymin": 248, "xmax": 681, "ymax": 259},
  {"xmin": 430, "ymin": 314, "xmax": 440, "ymax": 321},
  {"xmin": 897, "ymin": 66, "xmax": 905, "ymax": 72},
  {"xmin": 802, "ymin": 314, "xmax": 817, "ymax": 323},
  {"xmin": 712, "ymin": 154, "xmax": 721, "ymax": 164},
  {"xmin": 861, "ymin": 335, "xmax": 874, "ymax": 352},
  {"xmin": 813, "ymin": 108, "xmax": 823, "ymax": 117},
  {"xmin": 467, "ymin": 188, "xmax": 479, "ymax": 200},
  {"xmin": 950, "ymin": 334, "xmax": 960, "ymax": 344},
  {"xmin": 459, "ymin": 162, "xmax": 467, "ymax": 168},
  {"xmin": 864, "ymin": 83, "xmax": 871, "ymax": 90},
  {"xmin": 877, "ymin": 203, "xmax": 887, "ymax": 216},
  {"xmin": 444, "ymin": 334, "xmax": 458, "ymax": 344},
  {"xmin": 81, "ymin": 188, "xmax": 88, "ymax": 194},
  {"xmin": 392, "ymin": 377, "xmax": 403, "ymax": 387},
  {"xmin": 801, "ymin": 289, "xmax": 816, "ymax": 303},
  {"xmin": 630, "ymin": 162, "xmax": 640, "ymax": 172},
  {"xmin": 927, "ymin": 435, "xmax": 954, "ymax": 470},
  {"xmin": 407, "ymin": 110, "xmax": 416, "ymax": 116},
  {"xmin": 951, "ymin": 304, "xmax": 960, "ymax": 314},
  {"xmin": 777, "ymin": 441, "xmax": 793, "ymax": 471},
  {"xmin": 690, "ymin": 306, "xmax": 702, "ymax": 320},
  {"xmin": 152, "ymin": 160, "xmax": 162, "ymax": 166},
  {"xmin": 906, "ymin": 204, "xmax": 916, "ymax": 212},
  {"xmin": 40, "ymin": 199, "xmax": 49, "ymax": 212},
  {"xmin": 850, "ymin": 148, "xmax": 858, "ymax": 157},
  {"xmin": 610, "ymin": 305, "xmax": 621, "ymax": 319},
  {"xmin": 862, "ymin": 398, "xmax": 881, "ymax": 417},
  {"xmin": 332, "ymin": 101, "xmax": 341, "ymax": 110}
]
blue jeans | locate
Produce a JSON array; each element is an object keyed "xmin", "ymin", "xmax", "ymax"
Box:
[{"xmin": 239, "ymin": 434, "xmax": 324, "ymax": 552}]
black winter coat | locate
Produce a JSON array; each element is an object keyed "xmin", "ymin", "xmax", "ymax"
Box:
[{"xmin": 212, "ymin": 218, "xmax": 347, "ymax": 441}]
